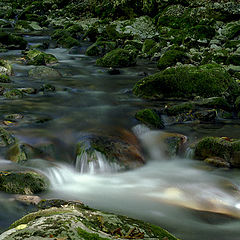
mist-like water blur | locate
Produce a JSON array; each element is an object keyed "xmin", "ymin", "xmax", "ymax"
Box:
[{"xmin": 39, "ymin": 126, "xmax": 240, "ymax": 240}]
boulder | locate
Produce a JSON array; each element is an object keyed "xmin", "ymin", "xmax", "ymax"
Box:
[
  {"xmin": 0, "ymin": 59, "xmax": 13, "ymax": 75},
  {"xmin": 24, "ymin": 49, "xmax": 58, "ymax": 66},
  {"xmin": 96, "ymin": 48, "xmax": 137, "ymax": 67},
  {"xmin": 194, "ymin": 136, "xmax": 240, "ymax": 168},
  {"xmin": 86, "ymin": 41, "xmax": 116, "ymax": 56},
  {"xmin": 0, "ymin": 170, "xmax": 48, "ymax": 194},
  {"xmin": 76, "ymin": 129, "xmax": 145, "ymax": 172},
  {"xmin": 133, "ymin": 64, "xmax": 239, "ymax": 100},
  {"xmin": 0, "ymin": 200, "xmax": 179, "ymax": 240},
  {"xmin": 0, "ymin": 32, "xmax": 27, "ymax": 50},
  {"xmin": 135, "ymin": 108, "xmax": 164, "ymax": 129}
]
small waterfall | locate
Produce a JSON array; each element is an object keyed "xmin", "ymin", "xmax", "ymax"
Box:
[
  {"xmin": 75, "ymin": 149, "xmax": 121, "ymax": 174},
  {"xmin": 185, "ymin": 147, "xmax": 195, "ymax": 159}
]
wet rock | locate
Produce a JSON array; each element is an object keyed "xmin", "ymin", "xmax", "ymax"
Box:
[
  {"xmin": 24, "ymin": 49, "xmax": 58, "ymax": 66},
  {"xmin": 28, "ymin": 66, "xmax": 61, "ymax": 78},
  {"xmin": 18, "ymin": 87, "xmax": 37, "ymax": 94},
  {"xmin": 194, "ymin": 136, "xmax": 240, "ymax": 168},
  {"xmin": 96, "ymin": 48, "xmax": 137, "ymax": 67},
  {"xmin": 40, "ymin": 84, "xmax": 56, "ymax": 92},
  {"xmin": 107, "ymin": 67, "xmax": 120, "ymax": 75},
  {"xmin": 86, "ymin": 41, "xmax": 116, "ymax": 56},
  {"xmin": 15, "ymin": 195, "xmax": 41, "ymax": 205},
  {"xmin": 0, "ymin": 32, "xmax": 27, "ymax": 50},
  {"xmin": 0, "ymin": 59, "xmax": 13, "ymax": 75},
  {"xmin": 204, "ymin": 157, "xmax": 231, "ymax": 168},
  {"xmin": 133, "ymin": 64, "xmax": 239, "ymax": 100},
  {"xmin": 76, "ymin": 129, "xmax": 145, "ymax": 171},
  {"xmin": 0, "ymin": 74, "xmax": 10, "ymax": 83},
  {"xmin": 3, "ymin": 89, "xmax": 23, "ymax": 99},
  {"xmin": 135, "ymin": 108, "xmax": 164, "ymax": 129},
  {"xmin": 6, "ymin": 143, "xmax": 43, "ymax": 163},
  {"xmin": 4, "ymin": 114, "xmax": 24, "ymax": 121},
  {"xmin": 0, "ymin": 127, "xmax": 15, "ymax": 147},
  {"xmin": 0, "ymin": 170, "xmax": 48, "ymax": 194},
  {"xmin": 0, "ymin": 200, "xmax": 179, "ymax": 240}
]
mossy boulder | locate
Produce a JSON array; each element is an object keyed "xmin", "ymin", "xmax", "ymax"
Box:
[
  {"xmin": 96, "ymin": 48, "xmax": 137, "ymax": 67},
  {"xmin": 86, "ymin": 41, "xmax": 116, "ymax": 56},
  {"xmin": 6, "ymin": 143, "xmax": 42, "ymax": 164},
  {"xmin": 135, "ymin": 108, "xmax": 164, "ymax": 129},
  {"xmin": 0, "ymin": 127, "xmax": 15, "ymax": 147},
  {"xmin": 28, "ymin": 66, "xmax": 61, "ymax": 78},
  {"xmin": 194, "ymin": 137, "xmax": 240, "ymax": 168},
  {"xmin": 0, "ymin": 170, "xmax": 48, "ymax": 194},
  {"xmin": 0, "ymin": 32, "xmax": 27, "ymax": 50},
  {"xmin": 0, "ymin": 59, "xmax": 13, "ymax": 76},
  {"xmin": 25, "ymin": 49, "xmax": 58, "ymax": 66},
  {"xmin": 76, "ymin": 130, "xmax": 145, "ymax": 171},
  {"xmin": 221, "ymin": 21, "xmax": 240, "ymax": 39},
  {"xmin": 3, "ymin": 89, "xmax": 23, "ymax": 99},
  {"xmin": 0, "ymin": 200, "xmax": 179, "ymax": 240},
  {"xmin": 157, "ymin": 49, "xmax": 189, "ymax": 70},
  {"xmin": 166, "ymin": 102, "xmax": 195, "ymax": 116},
  {"xmin": 142, "ymin": 39, "xmax": 156, "ymax": 54},
  {"xmin": 51, "ymin": 29, "xmax": 80, "ymax": 48},
  {"xmin": 133, "ymin": 64, "xmax": 238, "ymax": 100},
  {"xmin": 0, "ymin": 74, "xmax": 10, "ymax": 83}
]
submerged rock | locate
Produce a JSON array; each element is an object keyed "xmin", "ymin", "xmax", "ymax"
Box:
[
  {"xmin": 0, "ymin": 200, "xmax": 179, "ymax": 240},
  {"xmin": 194, "ymin": 137, "xmax": 240, "ymax": 168},
  {"xmin": 133, "ymin": 64, "xmax": 238, "ymax": 99},
  {"xmin": 96, "ymin": 48, "xmax": 137, "ymax": 67},
  {"xmin": 0, "ymin": 170, "xmax": 48, "ymax": 194},
  {"xmin": 28, "ymin": 66, "xmax": 61, "ymax": 78}
]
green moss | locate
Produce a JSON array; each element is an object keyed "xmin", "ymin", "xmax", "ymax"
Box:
[
  {"xmin": 0, "ymin": 127, "xmax": 15, "ymax": 147},
  {"xmin": 10, "ymin": 208, "xmax": 70, "ymax": 229},
  {"xmin": 142, "ymin": 39, "xmax": 156, "ymax": 53},
  {"xmin": 3, "ymin": 89, "xmax": 23, "ymax": 99},
  {"xmin": 196, "ymin": 97, "xmax": 232, "ymax": 111},
  {"xmin": 133, "ymin": 64, "xmax": 238, "ymax": 99},
  {"xmin": 194, "ymin": 137, "xmax": 232, "ymax": 161},
  {"xmin": 0, "ymin": 74, "xmax": 10, "ymax": 83},
  {"xmin": 157, "ymin": 49, "xmax": 189, "ymax": 70},
  {"xmin": 77, "ymin": 228, "xmax": 110, "ymax": 240},
  {"xmin": 135, "ymin": 108, "xmax": 164, "ymax": 128},
  {"xmin": 0, "ymin": 32, "xmax": 27, "ymax": 49},
  {"xmin": 225, "ymin": 22, "xmax": 240, "ymax": 39},
  {"xmin": 166, "ymin": 102, "xmax": 195, "ymax": 116},
  {"xmin": 25, "ymin": 49, "xmax": 58, "ymax": 65},
  {"xmin": 86, "ymin": 41, "xmax": 116, "ymax": 56},
  {"xmin": 59, "ymin": 36, "xmax": 80, "ymax": 48},
  {"xmin": 227, "ymin": 54, "xmax": 240, "ymax": 65},
  {"xmin": 124, "ymin": 40, "xmax": 143, "ymax": 51},
  {"xmin": 235, "ymin": 96, "xmax": 240, "ymax": 111},
  {"xmin": 96, "ymin": 48, "xmax": 136, "ymax": 67},
  {"xmin": 224, "ymin": 40, "xmax": 240, "ymax": 49},
  {"xmin": 0, "ymin": 171, "xmax": 48, "ymax": 195}
]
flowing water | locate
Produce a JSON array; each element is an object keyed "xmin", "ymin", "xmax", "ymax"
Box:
[{"xmin": 1, "ymin": 34, "xmax": 240, "ymax": 240}]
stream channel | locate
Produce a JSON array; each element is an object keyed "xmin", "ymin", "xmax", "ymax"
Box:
[{"xmin": 1, "ymin": 33, "xmax": 240, "ymax": 240}]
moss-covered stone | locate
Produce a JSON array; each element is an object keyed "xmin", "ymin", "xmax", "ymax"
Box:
[
  {"xmin": 0, "ymin": 59, "xmax": 13, "ymax": 76},
  {"xmin": 3, "ymin": 89, "xmax": 23, "ymax": 99},
  {"xmin": 96, "ymin": 48, "xmax": 136, "ymax": 67},
  {"xmin": 86, "ymin": 41, "xmax": 116, "ymax": 56},
  {"xmin": 142, "ymin": 39, "xmax": 156, "ymax": 53},
  {"xmin": 135, "ymin": 108, "xmax": 164, "ymax": 128},
  {"xmin": 0, "ymin": 74, "xmax": 10, "ymax": 83},
  {"xmin": 227, "ymin": 53, "xmax": 240, "ymax": 65},
  {"xmin": 0, "ymin": 170, "xmax": 48, "ymax": 194},
  {"xmin": 25, "ymin": 49, "xmax": 58, "ymax": 65},
  {"xmin": 166, "ymin": 102, "xmax": 195, "ymax": 116},
  {"xmin": 157, "ymin": 49, "xmax": 189, "ymax": 70},
  {"xmin": 1, "ymin": 200, "xmax": 179, "ymax": 240},
  {"xmin": 133, "ymin": 64, "xmax": 238, "ymax": 100},
  {"xmin": 0, "ymin": 32, "xmax": 27, "ymax": 50},
  {"xmin": 0, "ymin": 127, "xmax": 15, "ymax": 147},
  {"xmin": 194, "ymin": 136, "xmax": 240, "ymax": 168}
]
